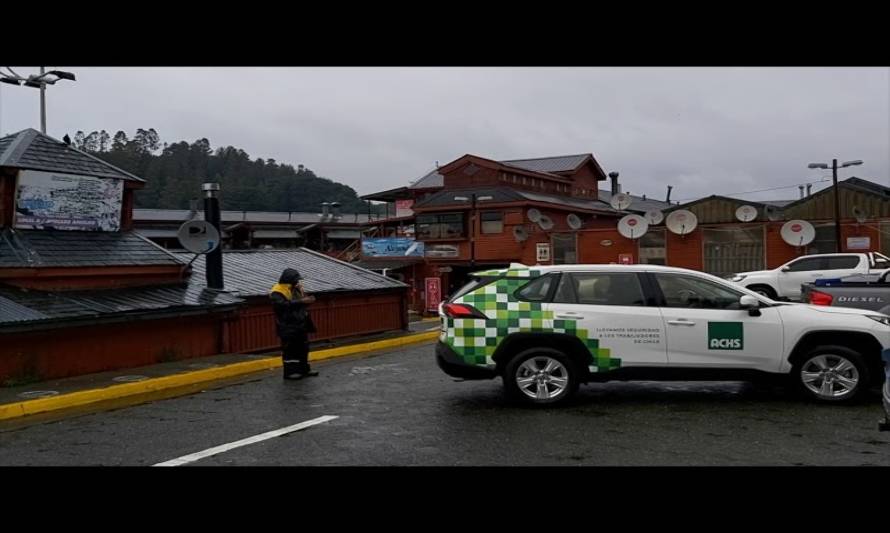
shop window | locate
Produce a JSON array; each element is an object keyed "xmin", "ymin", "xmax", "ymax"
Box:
[
  {"xmin": 639, "ymin": 229, "xmax": 666, "ymax": 265},
  {"xmin": 480, "ymin": 211, "xmax": 503, "ymax": 234},
  {"xmin": 415, "ymin": 213, "xmax": 464, "ymax": 240},
  {"xmin": 805, "ymin": 224, "xmax": 837, "ymax": 255},
  {"xmin": 552, "ymin": 233, "xmax": 577, "ymax": 264}
]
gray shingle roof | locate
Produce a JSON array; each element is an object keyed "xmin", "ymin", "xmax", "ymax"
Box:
[
  {"xmin": 501, "ymin": 154, "xmax": 592, "ymax": 174},
  {"xmin": 409, "ymin": 168, "xmax": 444, "ymax": 189},
  {"xmin": 176, "ymin": 249, "xmax": 406, "ymax": 297},
  {"xmin": 0, "ymin": 129, "xmax": 143, "ymax": 182},
  {"xmin": 0, "ymin": 229, "xmax": 184, "ymax": 268},
  {"xmin": 0, "ymin": 284, "xmax": 242, "ymax": 328}
]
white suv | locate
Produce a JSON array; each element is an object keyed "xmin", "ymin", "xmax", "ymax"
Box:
[
  {"xmin": 729, "ymin": 252, "xmax": 890, "ymax": 301},
  {"xmin": 437, "ymin": 264, "xmax": 890, "ymax": 406}
]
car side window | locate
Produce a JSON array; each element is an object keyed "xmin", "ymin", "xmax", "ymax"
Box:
[
  {"xmin": 655, "ymin": 274, "xmax": 744, "ymax": 310},
  {"xmin": 786, "ymin": 257, "xmax": 824, "ymax": 272},
  {"xmin": 559, "ymin": 272, "xmax": 646, "ymax": 306},
  {"xmin": 825, "ymin": 256, "xmax": 860, "ymax": 270},
  {"xmin": 515, "ymin": 274, "xmax": 558, "ymax": 302}
]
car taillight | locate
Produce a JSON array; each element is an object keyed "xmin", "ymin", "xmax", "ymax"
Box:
[
  {"xmin": 809, "ymin": 290, "xmax": 833, "ymax": 306},
  {"xmin": 442, "ymin": 303, "xmax": 487, "ymax": 319}
]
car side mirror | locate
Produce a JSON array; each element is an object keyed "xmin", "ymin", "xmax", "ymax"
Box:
[
  {"xmin": 740, "ymin": 295, "xmax": 761, "ymax": 316},
  {"xmin": 781, "ymin": 266, "xmax": 791, "ymax": 272}
]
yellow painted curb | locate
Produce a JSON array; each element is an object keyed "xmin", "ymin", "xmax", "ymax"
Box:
[{"xmin": 0, "ymin": 330, "xmax": 439, "ymax": 421}]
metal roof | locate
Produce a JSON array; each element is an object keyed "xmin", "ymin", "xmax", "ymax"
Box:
[
  {"xmin": 501, "ymin": 154, "xmax": 591, "ymax": 174},
  {"xmin": 597, "ymin": 189, "xmax": 673, "ymax": 213},
  {"xmin": 0, "ymin": 284, "xmax": 242, "ymax": 328},
  {"xmin": 413, "ymin": 187, "xmax": 620, "ymax": 215},
  {"xmin": 133, "ymin": 209, "xmax": 372, "ymax": 225},
  {"xmin": 176, "ymin": 249, "xmax": 406, "ymax": 297},
  {"xmin": 0, "ymin": 129, "xmax": 143, "ymax": 182},
  {"xmin": 0, "ymin": 228, "xmax": 184, "ymax": 268}
]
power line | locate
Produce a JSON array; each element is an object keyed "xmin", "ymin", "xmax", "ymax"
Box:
[{"xmin": 675, "ymin": 177, "xmax": 831, "ymax": 203}]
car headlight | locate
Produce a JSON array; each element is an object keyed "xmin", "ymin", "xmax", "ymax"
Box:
[
  {"xmin": 866, "ymin": 315, "xmax": 890, "ymax": 327},
  {"xmin": 729, "ymin": 274, "xmax": 746, "ymax": 282}
]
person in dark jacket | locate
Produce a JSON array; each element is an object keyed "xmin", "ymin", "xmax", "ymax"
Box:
[{"xmin": 270, "ymin": 268, "xmax": 318, "ymax": 379}]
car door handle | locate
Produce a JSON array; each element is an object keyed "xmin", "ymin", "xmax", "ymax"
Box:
[
  {"xmin": 667, "ymin": 319, "xmax": 696, "ymax": 326},
  {"xmin": 556, "ymin": 312, "xmax": 582, "ymax": 319}
]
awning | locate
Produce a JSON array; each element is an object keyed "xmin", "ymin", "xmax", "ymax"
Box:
[
  {"xmin": 253, "ymin": 229, "xmax": 299, "ymax": 239},
  {"xmin": 325, "ymin": 229, "xmax": 362, "ymax": 239}
]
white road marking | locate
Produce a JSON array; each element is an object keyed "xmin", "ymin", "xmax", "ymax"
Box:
[{"xmin": 153, "ymin": 415, "xmax": 338, "ymax": 467}]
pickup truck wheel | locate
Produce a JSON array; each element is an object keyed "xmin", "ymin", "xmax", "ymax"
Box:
[
  {"xmin": 748, "ymin": 285, "xmax": 777, "ymax": 299},
  {"xmin": 503, "ymin": 347, "xmax": 579, "ymax": 406},
  {"xmin": 792, "ymin": 345, "xmax": 870, "ymax": 403}
]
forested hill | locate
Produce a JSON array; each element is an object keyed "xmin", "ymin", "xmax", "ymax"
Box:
[{"xmin": 72, "ymin": 128, "xmax": 371, "ymax": 213}]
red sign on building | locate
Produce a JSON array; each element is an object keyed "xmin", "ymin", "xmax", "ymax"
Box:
[
  {"xmin": 425, "ymin": 277, "xmax": 442, "ymax": 312},
  {"xmin": 618, "ymin": 253, "xmax": 633, "ymax": 265}
]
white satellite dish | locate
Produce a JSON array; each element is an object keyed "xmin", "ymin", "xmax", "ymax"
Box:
[
  {"xmin": 538, "ymin": 215, "xmax": 554, "ymax": 231},
  {"xmin": 610, "ymin": 192, "xmax": 633, "ymax": 211},
  {"xmin": 781, "ymin": 220, "xmax": 816, "ymax": 247},
  {"xmin": 735, "ymin": 205, "xmax": 758, "ymax": 223},
  {"xmin": 566, "ymin": 213, "xmax": 582, "ymax": 230},
  {"xmin": 527, "ymin": 208, "xmax": 542, "ymax": 223},
  {"xmin": 764, "ymin": 205, "xmax": 782, "ymax": 221},
  {"xmin": 852, "ymin": 206, "xmax": 868, "ymax": 224},
  {"xmin": 513, "ymin": 225, "xmax": 529, "ymax": 242},
  {"xmin": 644, "ymin": 209, "xmax": 664, "ymax": 225},
  {"xmin": 665, "ymin": 210, "xmax": 698, "ymax": 236},
  {"xmin": 177, "ymin": 220, "xmax": 220, "ymax": 254},
  {"xmin": 617, "ymin": 214, "xmax": 649, "ymax": 240}
]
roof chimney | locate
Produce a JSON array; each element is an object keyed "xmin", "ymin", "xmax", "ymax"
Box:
[
  {"xmin": 608, "ymin": 172, "xmax": 620, "ymax": 195},
  {"xmin": 806, "ymin": 183, "xmax": 812, "ymax": 197},
  {"xmin": 320, "ymin": 202, "xmax": 331, "ymax": 220},
  {"xmin": 331, "ymin": 201, "xmax": 342, "ymax": 220},
  {"xmin": 799, "ymin": 185, "xmax": 805, "ymax": 199},
  {"xmin": 666, "ymin": 185, "xmax": 673, "ymax": 203}
]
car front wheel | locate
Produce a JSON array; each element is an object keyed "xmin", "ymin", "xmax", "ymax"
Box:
[{"xmin": 792, "ymin": 346, "xmax": 870, "ymax": 403}]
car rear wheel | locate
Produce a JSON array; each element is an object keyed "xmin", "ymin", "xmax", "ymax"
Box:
[
  {"xmin": 503, "ymin": 348, "xmax": 579, "ymax": 406},
  {"xmin": 748, "ymin": 285, "xmax": 777, "ymax": 299},
  {"xmin": 792, "ymin": 345, "xmax": 870, "ymax": 403}
]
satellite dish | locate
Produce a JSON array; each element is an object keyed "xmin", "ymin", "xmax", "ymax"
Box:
[
  {"xmin": 617, "ymin": 214, "xmax": 649, "ymax": 240},
  {"xmin": 513, "ymin": 225, "xmax": 529, "ymax": 242},
  {"xmin": 538, "ymin": 215, "xmax": 554, "ymax": 231},
  {"xmin": 177, "ymin": 220, "xmax": 220, "ymax": 254},
  {"xmin": 735, "ymin": 205, "xmax": 758, "ymax": 223},
  {"xmin": 566, "ymin": 213, "xmax": 582, "ymax": 230},
  {"xmin": 781, "ymin": 220, "xmax": 816, "ymax": 247},
  {"xmin": 644, "ymin": 209, "xmax": 664, "ymax": 225},
  {"xmin": 527, "ymin": 208, "xmax": 542, "ymax": 223},
  {"xmin": 853, "ymin": 206, "xmax": 868, "ymax": 224},
  {"xmin": 610, "ymin": 192, "xmax": 632, "ymax": 211},
  {"xmin": 765, "ymin": 205, "xmax": 782, "ymax": 221},
  {"xmin": 665, "ymin": 210, "xmax": 698, "ymax": 236}
]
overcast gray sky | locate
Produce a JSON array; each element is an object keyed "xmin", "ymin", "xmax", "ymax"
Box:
[{"xmin": 1, "ymin": 67, "xmax": 887, "ymax": 202}]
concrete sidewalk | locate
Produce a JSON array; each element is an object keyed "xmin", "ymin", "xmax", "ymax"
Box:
[{"xmin": 0, "ymin": 318, "xmax": 441, "ymax": 422}]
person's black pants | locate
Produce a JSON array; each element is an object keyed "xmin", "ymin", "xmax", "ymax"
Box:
[{"xmin": 281, "ymin": 331, "xmax": 310, "ymax": 377}]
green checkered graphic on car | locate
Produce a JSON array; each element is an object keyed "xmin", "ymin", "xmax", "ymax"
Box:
[
  {"xmin": 444, "ymin": 277, "xmax": 621, "ymax": 372},
  {"xmin": 471, "ymin": 267, "xmax": 543, "ymax": 278}
]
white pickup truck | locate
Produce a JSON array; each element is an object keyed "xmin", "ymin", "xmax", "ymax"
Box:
[{"xmin": 729, "ymin": 252, "xmax": 890, "ymax": 301}]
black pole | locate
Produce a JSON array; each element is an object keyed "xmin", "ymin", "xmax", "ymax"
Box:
[
  {"xmin": 832, "ymin": 158, "xmax": 842, "ymax": 253},
  {"xmin": 469, "ymin": 193, "xmax": 476, "ymax": 268},
  {"xmin": 203, "ymin": 183, "xmax": 224, "ymax": 289}
]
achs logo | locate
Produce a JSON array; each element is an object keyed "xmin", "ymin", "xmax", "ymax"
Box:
[{"xmin": 708, "ymin": 322, "xmax": 743, "ymax": 350}]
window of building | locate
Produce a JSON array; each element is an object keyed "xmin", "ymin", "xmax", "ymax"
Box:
[
  {"xmin": 552, "ymin": 233, "xmax": 577, "ymax": 264},
  {"xmin": 882, "ymin": 222, "xmax": 890, "ymax": 255},
  {"xmin": 480, "ymin": 211, "xmax": 503, "ymax": 234},
  {"xmin": 805, "ymin": 224, "xmax": 837, "ymax": 255},
  {"xmin": 415, "ymin": 213, "xmax": 464, "ymax": 240},
  {"xmin": 702, "ymin": 226, "xmax": 764, "ymax": 278},
  {"xmin": 639, "ymin": 228, "xmax": 666, "ymax": 265}
]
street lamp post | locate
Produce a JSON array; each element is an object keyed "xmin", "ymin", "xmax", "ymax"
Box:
[
  {"xmin": 808, "ymin": 159, "xmax": 863, "ymax": 252},
  {"xmin": 0, "ymin": 67, "xmax": 76, "ymax": 134}
]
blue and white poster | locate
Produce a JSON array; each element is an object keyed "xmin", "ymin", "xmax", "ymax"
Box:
[
  {"xmin": 362, "ymin": 237, "xmax": 424, "ymax": 258},
  {"xmin": 14, "ymin": 170, "xmax": 124, "ymax": 232}
]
